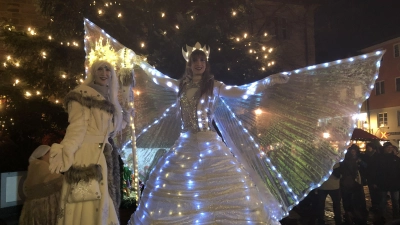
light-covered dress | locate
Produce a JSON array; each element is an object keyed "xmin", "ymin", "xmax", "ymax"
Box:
[{"xmin": 130, "ymin": 81, "xmax": 278, "ymax": 224}]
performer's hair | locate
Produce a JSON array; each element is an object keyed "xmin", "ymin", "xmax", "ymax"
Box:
[
  {"xmin": 84, "ymin": 60, "xmax": 123, "ymax": 135},
  {"xmin": 178, "ymin": 50, "xmax": 214, "ymax": 99}
]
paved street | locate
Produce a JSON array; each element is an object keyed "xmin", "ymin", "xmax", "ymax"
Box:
[{"xmin": 281, "ymin": 186, "xmax": 399, "ymax": 225}]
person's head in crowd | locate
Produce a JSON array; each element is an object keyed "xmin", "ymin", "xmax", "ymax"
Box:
[
  {"xmin": 365, "ymin": 142, "xmax": 378, "ymax": 155},
  {"xmin": 382, "ymin": 142, "xmax": 396, "ymax": 155},
  {"xmin": 345, "ymin": 144, "xmax": 360, "ymax": 160}
]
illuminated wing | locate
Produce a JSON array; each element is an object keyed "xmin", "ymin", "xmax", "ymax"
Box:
[
  {"xmin": 214, "ymin": 52, "xmax": 383, "ymax": 220},
  {"xmin": 133, "ymin": 64, "xmax": 181, "ymax": 149},
  {"xmin": 84, "ymin": 18, "xmax": 180, "ymax": 182}
]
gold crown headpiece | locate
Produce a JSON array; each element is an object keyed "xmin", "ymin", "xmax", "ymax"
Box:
[
  {"xmin": 87, "ymin": 37, "xmax": 144, "ymax": 70},
  {"xmin": 182, "ymin": 42, "xmax": 210, "ymax": 62},
  {"xmin": 87, "ymin": 37, "xmax": 119, "ymax": 67}
]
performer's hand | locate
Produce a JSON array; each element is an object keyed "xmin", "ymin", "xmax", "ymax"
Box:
[{"xmin": 49, "ymin": 143, "xmax": 64, "ymax": 174}]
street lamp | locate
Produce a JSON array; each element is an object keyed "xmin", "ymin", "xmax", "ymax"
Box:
[{"xmin": 363, "ymin": 121, "xmax": 369, "ymax": 130}]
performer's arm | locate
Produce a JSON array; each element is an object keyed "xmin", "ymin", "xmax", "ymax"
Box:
[
  {"xmin": 49, "ymin": 101, "xmax": 89, "ymax": 173},
  {"xmin": 139, "ymin": 62, "xmax": 179, "ymax": 92},
  {"xmin": 215, "ymin": 74, "xmax": 289, "ymax": 98}
]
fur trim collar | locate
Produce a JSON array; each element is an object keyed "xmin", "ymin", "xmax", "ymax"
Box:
[
  {"xmin": 63, "ymin": 87, "xmax": 115, "ymax": 114},
  {"xmin": 64, "ymin": 164, "xmax": 103, "ymax": 184}
]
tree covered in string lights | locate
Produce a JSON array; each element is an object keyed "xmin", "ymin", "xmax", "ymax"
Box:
[
  {"xmin": 99, "ymin": 0, "xmax": 278, "ymax": 84},
  {"xmin": 0, "ymin": 0, "xmax": 278, "ymax": 147}
]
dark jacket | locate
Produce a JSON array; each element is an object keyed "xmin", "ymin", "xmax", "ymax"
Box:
[
  {"xmin": 359, "ymin": 151, "xmax": 377, "ymax": 185},
  {"xmin": 371, "ymin": 153, "xmax": 400, "ymax": 191},
  {"xmin": 339, "ymin": 159, "xmax": 362, "ymax": 192}
]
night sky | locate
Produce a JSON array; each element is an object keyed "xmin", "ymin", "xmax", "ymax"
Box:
[{"xmin": 315, "ymin": 0, "xmax": 400, "ymax": 63}]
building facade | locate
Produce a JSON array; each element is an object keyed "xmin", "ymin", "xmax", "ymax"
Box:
[
  {"xmin": 361, "ymin": 37, "xmax": 400, "ymax": 146},
  {"xmin": 253, "ymin": 0, "xmax": 317, "ymax": 71}
]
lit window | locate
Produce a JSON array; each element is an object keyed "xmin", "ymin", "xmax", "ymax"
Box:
[{"xmin": 378, "ymin": 112, "xmax": 388, "ymax": 127}]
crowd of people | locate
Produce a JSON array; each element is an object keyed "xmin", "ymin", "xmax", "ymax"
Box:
[{"xmin": 299, "ymin": 142, "xmax": 400, "ymax": 225}]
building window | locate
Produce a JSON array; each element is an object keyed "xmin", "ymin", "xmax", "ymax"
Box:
[
  {"xmin": 396, "ymin": 78, "xmax": 400, "ymax": 92},
  {"xmin": 398, "ymin": 111, "xmax": 400, "ymax": 126},
  {"xmin": 281, "ymin": 18, "xmax": 287, "ymax": 40},
  {"xmin": 272, "ymin": 17, "xmax": 289, "ymax": 40},
  {"xmin": 378, "ymin": 112, "xmax": 388, "ymax": 127},
  {"xmin": 375, "ymin": 81, "xmax": 385, "ymax": 95},
  {"xmin": 395, "ymin": 43, "xmax": 400, "ymax": 58}
]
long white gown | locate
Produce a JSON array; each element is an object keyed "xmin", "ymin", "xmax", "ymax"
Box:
[{"xmin": 130, "ymin": 82, "xmax": 279, "ymax": 224}]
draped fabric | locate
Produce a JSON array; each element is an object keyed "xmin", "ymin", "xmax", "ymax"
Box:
[{"xmin": 213, "ymin": 54, "xmax": 381, "ymax": 218}]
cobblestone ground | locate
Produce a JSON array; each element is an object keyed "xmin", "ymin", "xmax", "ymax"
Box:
[{"xmin": 282, "ymin": 187, "xmax": 399, "ymax": 225}]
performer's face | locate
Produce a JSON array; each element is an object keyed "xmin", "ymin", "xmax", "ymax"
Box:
[
  {"xmin": 190, "ymin": 56, "xmax": 206, "ymax": 76},
  {"xmin": 95, "ymin": 65, "xmax": 111, "ymax": 86}
]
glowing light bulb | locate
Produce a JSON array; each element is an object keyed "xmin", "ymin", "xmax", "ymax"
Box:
[
  {"xmin": 323, "ymin": 132, "xmax": 330, "ymax": 138},
  {"xmin": 254, "ymin": 109, "xmax": 262, "ymax": 115}
]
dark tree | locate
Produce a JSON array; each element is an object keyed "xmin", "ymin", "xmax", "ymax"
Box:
[{"xmin": 0, "ymin": 0, "xmax": 277, "ymax": 157}]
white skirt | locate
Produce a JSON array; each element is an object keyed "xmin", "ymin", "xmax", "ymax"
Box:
[{"xmin": 130, "ymin": 131, "xmax": 277, "ymax": 225}]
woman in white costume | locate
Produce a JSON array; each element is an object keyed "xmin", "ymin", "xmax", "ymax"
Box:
[
  {"xmin": 49, "ymin": 60, "xmax": 122, "ymax": 225},
  {"xmin": 126, "ymin": 38, "xmax": 382, "ymax": 224},
  {"xmin": 130, "ymin": 49, "xmax": 287, "ymax": 224}
]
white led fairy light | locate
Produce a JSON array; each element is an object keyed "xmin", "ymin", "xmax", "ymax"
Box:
[
  {"xmin": 218, "ymin": 98, "xmax": 296, "ymax": 214},
  {"xmin": 122, "ymin": 103, "xmax": 178, "ymax": 146}
]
